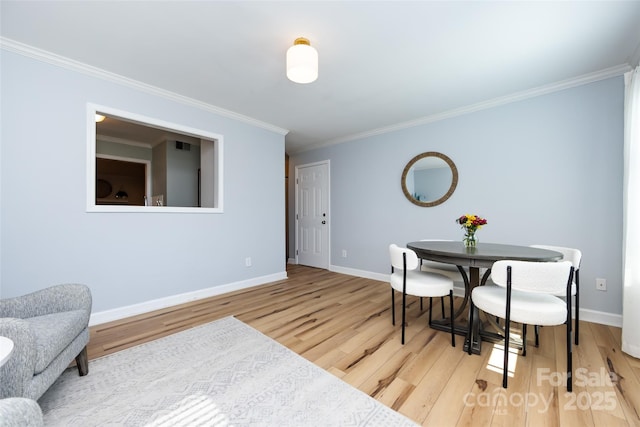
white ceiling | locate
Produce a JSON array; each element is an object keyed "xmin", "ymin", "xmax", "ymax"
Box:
[{"xmin": 2, "ymin": 1, "xmax": 640, "ymax": 154}]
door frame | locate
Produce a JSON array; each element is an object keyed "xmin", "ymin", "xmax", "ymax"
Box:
[{"xmin": 294, "ymin": 160, "xmax": 330, "ymax": 269}]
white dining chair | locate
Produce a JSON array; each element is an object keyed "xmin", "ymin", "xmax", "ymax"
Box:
[
  {"xmin": 389, "ymin": 244, "xmax": 455, "ymax": 346},
  {"xmin": 530, "ymin": 245, "xmax": 582, "ymax": 345},
  {"xmin": 468, "ymin": 260, "xmax": 574, "ymax": 390}
]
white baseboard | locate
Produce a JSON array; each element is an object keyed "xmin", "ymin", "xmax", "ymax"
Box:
[
  {"xmin": 453, "ymin": 284, "xmax": 466, "ymax": 298},
  {"xmin": 329, "ymin": 264, "xmax": 622, "ymax": 328},
  {"xmin": 329, "ymin": 265, "xmax": 389, "ymax": 282},
  {"xmin": 89, "ymin": 271, "xmax": 288, "ymax": 326},
  {"xmin": 90, "ymin": 265, "xmax": 623, "ymax": 329},
  {"xmin": 578, "ymin": 307, "xmax": 622, "ymax": 328}
]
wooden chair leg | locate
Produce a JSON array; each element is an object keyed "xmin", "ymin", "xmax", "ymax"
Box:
[{"xmin": 75, "ymin": 346, "xmax": 89, "ymax": 376}]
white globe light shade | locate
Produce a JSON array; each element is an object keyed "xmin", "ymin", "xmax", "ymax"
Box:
[{"xmin": 286, "ymin": 38, "xmax": 318, "ymax": 84}]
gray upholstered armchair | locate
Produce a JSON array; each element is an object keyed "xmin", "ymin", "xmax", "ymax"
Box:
[
  {"xmin": 0, "ymin": 398, "xmax": 43, "ymax": 427},
  {"xmin": 0, "ymin": 284, "xmax": 92, "ymax": 400}
]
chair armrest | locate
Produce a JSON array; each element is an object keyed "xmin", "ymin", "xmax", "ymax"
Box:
[
  {"xmin": 0, "ymin": 318, "xmax": 37, "ymax": 399},
  {"xmin": 0, "ymin": 284, "xmax": 92, "ymax": 319}
]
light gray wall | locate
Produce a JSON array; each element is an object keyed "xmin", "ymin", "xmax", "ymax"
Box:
[
  {"xmin": 289, "ymin": 76, "xmax": 624, "ymax": 316},
  {"xmin": 0, "ymin": 50, "xmax": 286, "ymax": 312},
  {"xmin": 152, "ymin": 142, "xmax": 168, "ymax": 202},
  {"xmin": 166, "ymin": 141, "xmax": 200, "ymax": 207}
]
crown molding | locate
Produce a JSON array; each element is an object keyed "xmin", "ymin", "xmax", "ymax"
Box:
[
  {"xmin": 2, "ymin": 37, "xmax": 630, "ymax": 154},
  {"xmin": 292, "ymin": 63, "xmax": 632, "ymax": 154},
  {"xmin": 96, "ymin": 134, "xmax": 153, "ymax": 149},
  {"xmin": 0, "ymin": 37, "xmax": 289, "ymax": 136}
]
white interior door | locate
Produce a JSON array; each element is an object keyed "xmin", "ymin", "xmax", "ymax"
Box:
[{"xmin": 296, "ymin": 161, "xmax": 329, "ymax": 269}]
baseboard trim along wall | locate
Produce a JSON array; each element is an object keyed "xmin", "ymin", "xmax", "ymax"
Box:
[
  {"xmin": 93, "ymin": 264, "xmax": 622, "ymax": 329},
  {"xmin": 329, "ymin": 264, "xmax": 623, "ymax": 328},
  {"xmin": 89, "ymin": 271, "xmax": 288, "ymax": 326},
  {"xmin": 579, "ymin": 308, "xmax": 622, "ymax": 328}
]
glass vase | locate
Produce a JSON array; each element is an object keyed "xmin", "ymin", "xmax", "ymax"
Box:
[{"xmin": 463, "ymin": 231, "xmax": 477, "ymax": 248}]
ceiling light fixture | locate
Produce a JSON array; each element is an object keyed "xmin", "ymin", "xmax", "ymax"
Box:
[
  {"xmin": 286, "ymin": 37, "xmax": 318, "ymax": 84},
  {"xmin": 95, "ymin": 114, "xmax": 106, "ymax": 122}
]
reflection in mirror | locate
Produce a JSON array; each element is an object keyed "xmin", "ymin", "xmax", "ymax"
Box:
[
  {"xmin": 88, "ymin": 105, "xmax": 223, "ymax": 213},
  {"xmin": 401, "ymin": 152, "xmax": 458, "ymax": 207}
]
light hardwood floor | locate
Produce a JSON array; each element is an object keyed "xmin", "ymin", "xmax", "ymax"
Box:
[{"xmin": 87, "ymin": 264, "xmax": 640, "ymax": 426}]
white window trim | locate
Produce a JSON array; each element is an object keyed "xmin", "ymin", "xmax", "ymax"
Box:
[{"xmin": 87, "ymin": 103, "xmax": 224, "ymax": 213}]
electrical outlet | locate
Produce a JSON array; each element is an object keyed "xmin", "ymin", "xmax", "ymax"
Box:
[
  {"xmin": 245, "ymin": 257, "xmax": 252, "ymax": 267},
  {"xmin": 596, "ymin": 278, "xmax": 607, "ymax": 291},
  {"xmin": 341, "ymin": 249, "xmax": 347, "ymax": 258}
]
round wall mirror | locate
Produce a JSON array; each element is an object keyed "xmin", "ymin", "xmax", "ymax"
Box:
[{"xmin": 401, "ymin": 152, "xmax": 458, "ymax": 207}]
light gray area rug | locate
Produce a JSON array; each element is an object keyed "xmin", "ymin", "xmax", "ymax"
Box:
[{"xmin": 39, "ymin": 316, "xmax": 418, "ymax": 426}]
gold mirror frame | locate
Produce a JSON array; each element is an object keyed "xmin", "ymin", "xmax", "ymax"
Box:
[{"xmin": 401, "ymin": 151, "xmax": 458, "ymax": 207}]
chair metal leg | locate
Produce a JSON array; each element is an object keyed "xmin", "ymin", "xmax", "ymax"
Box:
[
  {"xmin": 535, "ymin": 325, "xmax": 540, "ymax": 347},
  {"xmin": 567, "ymin": 315, "xmax": 573, "ymax": 392},
  {"xmin": 441, "ymin": 297, "xmax": 446, "ymax": 318},
  {"xmin": 503, "ymin": 315, "xmax": 510, "ymax": 389},
  {"xmin": 429, "ymin": 297, "xmax": 434, "ymax": 325},
  {"xmin": 503, "ymin": 274, "xmax": 513, "ymax": 389},
  {"xmin": 522, "ymin": 324, "xmax": 527, "ymax": 357},
  {"xmin": 567, "ymin": 267, "xmax": 574, "ymax": 391},
  {"xmin": 575, "ymin": 271, "xmax": 580, "ymax": 345},
  {"xmin": 391, "ymin": 289, "xmax": 396, "ymax": 326},
  {"xmin": 450, "ymin": 290, "xmax": 455, "ymax": 347},
  {"xmin": 420, "ymin": 297, "xmax": 423, "ymax": 311},
  {"xmin": 567, "ymin": 319, "xmax": 573, "ymax": 392},
  {"xmin": 402, "ymin": 290, "xmax": 407, "ymax": 345}
]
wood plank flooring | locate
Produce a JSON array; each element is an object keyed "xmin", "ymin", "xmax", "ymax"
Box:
[{"xmin": 87, "ymin": 264, "xmax": 640, "ymax": 426}]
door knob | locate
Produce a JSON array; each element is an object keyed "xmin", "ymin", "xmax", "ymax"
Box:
[{"xmin": 322, "ymin": 220, "xmax": 326, "ymax": 224}]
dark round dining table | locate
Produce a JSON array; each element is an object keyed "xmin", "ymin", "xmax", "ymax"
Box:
[{"xmin": 406, "ymin": 240, "xmax": 563, "ymax": 353}]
